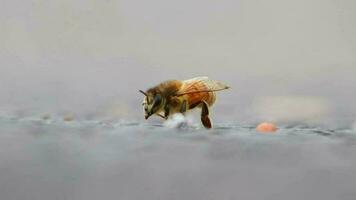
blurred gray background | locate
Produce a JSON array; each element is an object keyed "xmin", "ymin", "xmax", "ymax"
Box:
[
  {"xmin": 1, "ymin": 1, "xmax": 356, "ymax": 200},
  {"xmin": 1, "ymin": 0, "xmax": 356, "ymax": 127}
]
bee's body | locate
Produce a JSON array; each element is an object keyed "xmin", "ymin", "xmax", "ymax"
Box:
[{"xmin": 140, "ymin": 77, "xmax": 229, "ymax": 129}]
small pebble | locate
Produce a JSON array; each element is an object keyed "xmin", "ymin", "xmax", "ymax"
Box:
[
  {"xmin": 41, "ymin": 114, "xmax": 51, "ymax": 120},
  {"xmin": 63, "ymin": 115, "xmax": 74, "ymax": 122}
]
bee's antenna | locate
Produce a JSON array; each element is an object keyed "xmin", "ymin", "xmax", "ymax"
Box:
[{"xmin": 139, "ymin": 90, "xmax": 148, "ymax": 96}]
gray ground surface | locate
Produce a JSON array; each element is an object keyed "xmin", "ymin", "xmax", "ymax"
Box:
[
  {"xmin": 1, "ymin": 117, "xmax": 356, "ymax": 200},
  {"xmin": 2, "ymin": 0, "xmax": 356, "ymax": 199}
]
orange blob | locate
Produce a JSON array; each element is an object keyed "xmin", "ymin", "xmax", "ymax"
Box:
[{"xmin": 256, "ymin": 122, "xmax": 278, "ymax": 133}]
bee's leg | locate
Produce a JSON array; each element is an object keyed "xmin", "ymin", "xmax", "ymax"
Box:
[
  {"xmin": 156, "ymin": 113, "xmax": 166, "ymax": 119},
  {"xmin": 200, "ymin": 101, "xmax": 212, "ymax": 129},
  {"xmin": 180, "ymin": 100, "xmax": 187, "ymax": 114},
  {"xmin": 164, "ymin": 103, "xmax": 170, "ymax": 120}
]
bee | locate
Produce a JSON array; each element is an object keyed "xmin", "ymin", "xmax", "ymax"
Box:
[{"xmin": 139, "ymin": 76, "xmax": 229, "ymax": 129}]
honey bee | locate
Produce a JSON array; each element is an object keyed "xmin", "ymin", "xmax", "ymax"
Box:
[{"xmin": 139, "ymin": 76, "xmax": 229, "ymax": 129}]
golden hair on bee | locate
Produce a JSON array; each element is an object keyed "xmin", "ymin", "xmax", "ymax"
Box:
[{"xmin": 139, "ymin": 77, "xmax": 229, "ymax": 129}]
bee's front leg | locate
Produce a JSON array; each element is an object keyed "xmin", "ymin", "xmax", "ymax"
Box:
[{"xmin": 156, "ymin": 113, "xmax": 166, "ymax": 119}]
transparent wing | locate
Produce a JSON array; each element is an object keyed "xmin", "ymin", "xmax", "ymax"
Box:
[{"xmin": 176, "ymin": 76, "xmax": 229, "ymax": 96}]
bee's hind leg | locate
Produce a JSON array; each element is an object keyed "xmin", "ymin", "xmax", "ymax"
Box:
[{"xmin": 200, "ymin": 101, "xmax": 212, "ymax": 129}]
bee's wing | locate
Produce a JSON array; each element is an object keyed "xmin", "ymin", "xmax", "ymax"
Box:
[{"xmin": 175, "ymin": 76, "xmax": 229, "ymax": 96}]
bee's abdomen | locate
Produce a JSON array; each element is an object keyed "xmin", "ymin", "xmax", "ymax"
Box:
[
  {"xmin": 178, "ymin": 81, "xmax": 217, "ymax": 108},
  {"xmin": 187, "ymin": 91, "xmax": 216, "ymax": 108}
]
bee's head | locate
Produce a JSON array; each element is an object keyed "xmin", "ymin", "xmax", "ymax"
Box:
[{"xmin": 139, "ymin": 90, "xmax": 163, "ymax": 119}]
